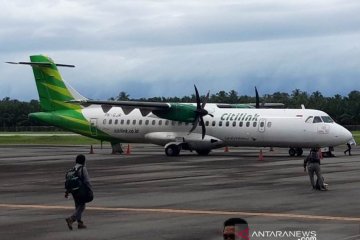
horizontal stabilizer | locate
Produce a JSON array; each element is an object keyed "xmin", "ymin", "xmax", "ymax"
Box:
[{"xmin": 6, "ymin": 61, "xmax": 75, "ymax": 68}]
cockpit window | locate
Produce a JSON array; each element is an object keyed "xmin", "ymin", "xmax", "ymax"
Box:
[
  {"xmin": 313, "ymin": 116, "xmax": 322, "ymax": 123},
  {"xmin": 305, "ymin": 116, "xmax": 313, "ymax": 123},
  {"xmin": 321, "ymin": 116, "xmax": 334, "ymax": 123}
]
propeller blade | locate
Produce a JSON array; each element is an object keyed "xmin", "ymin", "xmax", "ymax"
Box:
[
  {"xmin": 201, "ymin": 91, "xmax": 210, "ymax": 109},
  {"xmin": 255, "ymin": 86, "xmax": 260, "ymax": 109},
  {"xmin": 194, "ymin": 85, "xmax": 201, "ymax": 109},
  {"xmin": 190, "ymin": 85, "xmax": 212, "ymax": 139},
  {"xmin": 189, "ymin": 116, "xmax": 199, "ymax": 133},
  {"xmin": 200, "ymin": 117, "xmax": 206, "ymax": 139}
]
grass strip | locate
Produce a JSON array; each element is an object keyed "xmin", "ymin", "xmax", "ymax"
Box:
[{"xmin": 0, "ymin": 135, "xmax": 100, "ymax": 145}]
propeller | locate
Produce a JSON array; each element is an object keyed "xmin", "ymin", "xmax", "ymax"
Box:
[
  {"xmin": 189, "ymin": 85, "xmax": 213, "ymax": 139},
  {"xmin": 254, "ymin": 86, "xmax": 265, "ymax": 108},
  {"xmin": 255, "ymin": 86, "xmax": 260, "ymax": 108}
]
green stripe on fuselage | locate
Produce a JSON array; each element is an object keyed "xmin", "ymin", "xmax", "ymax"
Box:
[{"xmin": 29, "ymin": 110, "xmax": 115, "ymax": 141}]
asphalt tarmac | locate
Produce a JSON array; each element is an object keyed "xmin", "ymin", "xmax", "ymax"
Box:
[{"xmin": 0, "ymin": 144, "xmax": 359, "ymax": 240}]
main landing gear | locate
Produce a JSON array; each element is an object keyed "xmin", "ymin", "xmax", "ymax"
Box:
[
  {"xmin": 289, "ymin": 147, "xmax": 303, "ymax": 157},
  {"xmin": 165, "ymin": 144, "xmax": 181, "ymax": 156},
  {"xmin": 165, "ymin": 143, "xmax": 211, "ymax": 156}
]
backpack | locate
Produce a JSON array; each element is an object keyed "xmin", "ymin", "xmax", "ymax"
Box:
[
  {"xmin": 65, "ymin": 166, "xmax": 83, "ymax": 193},
  {"xmin": 74, "ymin": 184, "xmax": 94, "ymax": 203},
  {"xmin": 309, "ymin": 151, "xmax": 320, "ymax": 163}
]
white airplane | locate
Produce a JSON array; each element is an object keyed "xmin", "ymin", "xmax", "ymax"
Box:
[{"xmin": 7, "ymin": 55, "xmax": 354, "ymax": 156}]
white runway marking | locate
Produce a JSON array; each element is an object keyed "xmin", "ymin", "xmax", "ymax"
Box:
[{"xmin": 0, "ymin": 203, "xmax": 360, "ymax": 222}]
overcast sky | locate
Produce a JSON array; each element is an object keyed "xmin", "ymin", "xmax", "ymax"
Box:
[{"xmin": 1, "ymin": 0, "xmax": 360, "ymax": 101}]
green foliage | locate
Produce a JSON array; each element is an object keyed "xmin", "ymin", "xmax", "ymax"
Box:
[
  {"xmin": 1, "ymin": 90, "xmax": 360, "ymax": 128},
  {"xmin": 0, "ymin": 98, "xmax": 41, "ymax": 128},
  {"xmin": 352, "ymin": 131, "xmax": 360, "ymax": 144},
  {"xmin": 130, "ymin": 90, "xmax": 360, "ymax": 125}
]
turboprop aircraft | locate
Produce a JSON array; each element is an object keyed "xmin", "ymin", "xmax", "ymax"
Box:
[{"xmin": 7, "ymin": 55, "xmax": 354, "ymax": 156}]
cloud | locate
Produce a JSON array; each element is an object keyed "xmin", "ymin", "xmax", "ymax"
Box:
[{"xmin": 1, "ymin": 0, "xmax": 360, "ymax": 101}]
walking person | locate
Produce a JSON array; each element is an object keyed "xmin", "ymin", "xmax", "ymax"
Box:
[
  {"xmin": 344, "ymin": 142, "xmax": 352, "ymax": 156},
  {"xmin": 65, "ymin": 154, "xmax": 93, "ymax": 230},
  {"xmin": 304, "ymin": 148, "xmax": 327, "ymax": 191}
]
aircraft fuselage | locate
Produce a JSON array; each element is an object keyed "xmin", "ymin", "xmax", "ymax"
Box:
[{"xmin": 79, "ymin": 104, "xmax": 352, "ymax": 151}]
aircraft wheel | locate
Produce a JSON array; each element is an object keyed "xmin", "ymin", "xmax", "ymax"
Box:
[
  {"xmin": 165, "ymin": 145, "xmax": 180, "ymax": 156},
  {"xmin": 289, "ymin": 148, "xmax": 296, "ymax": 157},
  {"xmin": 196, "ymin": 149, "xmax": 211, "ymax": 156},
  {"xmin": 296, "ymin": 148, "xmax": 303, "ymax": 156}
]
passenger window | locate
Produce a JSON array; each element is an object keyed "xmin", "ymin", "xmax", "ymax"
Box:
[
  {"xmin": 267, "ymin": 122, "xmax": 272, "ymax": 128},
  {"xmin": 152, "ymin": 120, "xmax": 156, "ymax": 125},
  {"xmin": 139, "ymin": 120, "xmax": 142, "ymax": 125},
  {"xmin": 260, "ymin": 122, "xmax": 265, "ymax": 128},
  {"xmin": 165, "ymin": 120, "xmax": 169, "ymax": 126},
  {"xmin": 239, "ymin": 122, "xmax": 243, "ymax": 127},
  {"xmin": 313, "ymin": 116, "xmax": 322, "ymax": 123},
  {"xmin": 109, "ymin": 119, "xmax": 112, "ymax": 124},
  {"xmin": 132, "ymin": 120, "xmax": 136, "ymax": 125},
  {"xmin": 159, "ymin": 120, "xmax": 162, "ymax": 126},
  {"xmin": 212, "ymin": 121, "xmax": 216, "ymax": 126},
  {"xmin": 120, "ymin": 119, "xmax": 124, "ymax": 125},
  {"xmin": 103, "ymin": 119, "xmax": 106, "ymax": 125},
  {"xmin": 115, "ymin": 119, "xmax": 118, "ymax": 125},
  {"xmin": 253, "ymin": 122, "xmax": 257, "ymax": 127},
  {"xmin": 178, "ymin": 122, "xmax": 182, "ymax": 126},
  {"xmin": 206, "ymin": 121, "xmax": 209, "ymax": 126},
  {"xmin": 145, "ymin": 120, "xmax": 149, "ymax": 125},
  {"xmin": 226, "ymin": 121, "xmax": 229, "ymax": 127},
  {"xmin": 172, "ymin": 121, "xmax": 176, "ymax": 126},
  {"xmin": 305, "ymin": 116, "xmax": 313, "ymax": 123},
  {"xmin": 126, "ymin": 120, "xmax": 130, "ymax": 125},
  {"xmin": 246, "ymin": 122, "xmax": 250, "ymax": 127},
  {"xmin": 219, "ymin": 121, "xmax": 223, "ymax": 127},
  {"xmin": 232, "ymin": 121, "xmax": 236, "ymax": 127}
]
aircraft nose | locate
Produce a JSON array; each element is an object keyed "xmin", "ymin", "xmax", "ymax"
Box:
[{"xmin": 334, "ymin": 124, "xmax": 353, "ymax": 144}]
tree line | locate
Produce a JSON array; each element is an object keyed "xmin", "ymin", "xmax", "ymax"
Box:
[{"xmin": 1, "ymin": 89, "xmax": 359, "ymax": 129}]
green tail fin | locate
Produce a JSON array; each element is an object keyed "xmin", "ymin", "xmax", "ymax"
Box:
[{"xmin": 30, "ymin": 55, "xmax": 85, "ymax": 112}]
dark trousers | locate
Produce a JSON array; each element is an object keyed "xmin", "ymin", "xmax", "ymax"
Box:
[
  {"xmin": 71, "ymin": 194, "xmax": 86, "ymax": 222},
  {"xmin": 344, "ymin": 147, "xmax": 351, "ymax": 155},
  {"xmin": 307, "ymin": 163, "xmax": 324, "ymax": 189}
]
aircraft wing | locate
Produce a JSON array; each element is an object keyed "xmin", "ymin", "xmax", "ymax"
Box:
[
  {"xmin": 216, "ymin": 103, "xmax": 285, "ymax": 108},
  {"xmin": 70, "ymin": 100, "xmax": 171, "ymax": 115},
  {"xmin": 248, "ymin": 103, "xmax": 285, "ymax": 108}
]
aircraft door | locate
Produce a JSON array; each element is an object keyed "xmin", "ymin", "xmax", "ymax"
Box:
[
  {"xmin": 90, "ymin": 118, "xmax": 98, "ymax": 136},
  {"xmin": 258, "ymin": 119, "xmax": 266, "ymax": 132}
]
